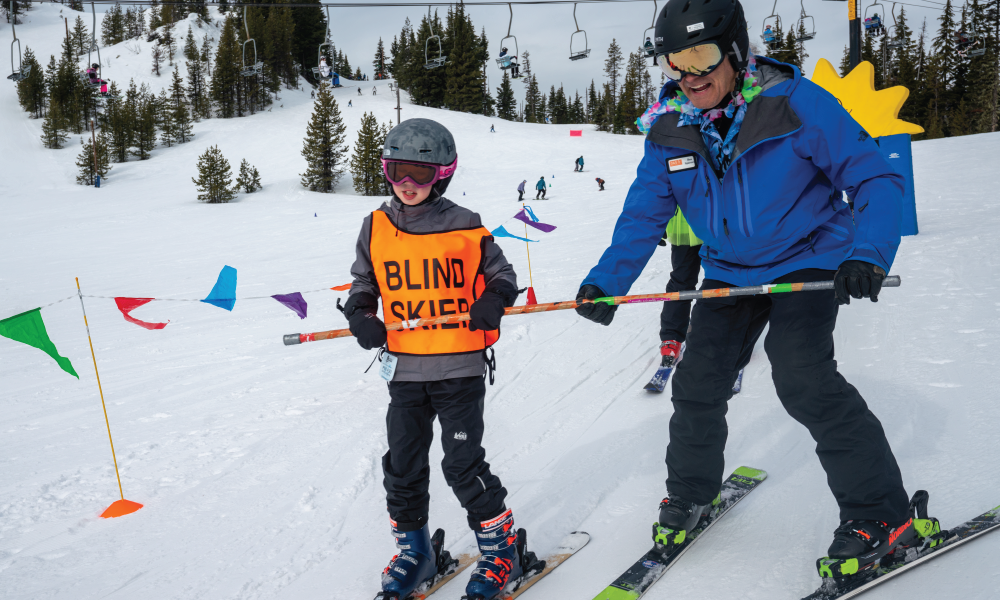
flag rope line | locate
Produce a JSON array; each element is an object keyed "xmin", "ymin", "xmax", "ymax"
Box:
[
  {"xmin": 76, "ymin": 278, "xmax": 125, "ymax": 502},
  {"xmin": 283, "ymin": 276, "xmax": 902, "ymax": 344}
]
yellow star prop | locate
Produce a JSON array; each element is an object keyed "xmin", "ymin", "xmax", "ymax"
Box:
[{"xmin": 810, "ymin": 58, "xmax": 924, "ymax": 137}]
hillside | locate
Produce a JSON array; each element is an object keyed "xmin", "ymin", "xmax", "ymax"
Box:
[{"xmin": 2, "ymin": 5, "xmax": 999, "ymax": 600}]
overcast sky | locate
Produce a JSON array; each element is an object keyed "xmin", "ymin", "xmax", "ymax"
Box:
[{"xmin": 330, "ymin": 0, "xmax": 951, "ymax": 107}]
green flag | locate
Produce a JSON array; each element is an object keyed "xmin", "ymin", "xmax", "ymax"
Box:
[{"xmin": 0, "ymin": 308, "xmax": 79, "ymax": 378}]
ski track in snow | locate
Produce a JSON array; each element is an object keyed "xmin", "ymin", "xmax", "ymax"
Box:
[{"xmin": 2, "ymin": 4, "xmax": 999, "ymax": 599}]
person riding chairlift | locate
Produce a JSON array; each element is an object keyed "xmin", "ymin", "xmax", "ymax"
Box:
[
  {"xmin": 763, "ymin": 25, "xmax": 776, "ymax": 44},
  {"xmin": 86, "ymin": 63, "xmax": 109, "ymax": 96},
  {"xmin": 644, "ymin": 37, "xmax": 654, "ymax": 56},
  {"xmin": 510, "ymin": 56, "xmax": 521, "ymax": 78}
]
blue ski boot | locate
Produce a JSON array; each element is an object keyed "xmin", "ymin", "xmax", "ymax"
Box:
[
  {"xmin": 464, "ymin": 509, "xmax": 544, "ymax": 600},
  {"xmin": 378, "ymin": 522, "xmax": 441, "ymax": 600}
]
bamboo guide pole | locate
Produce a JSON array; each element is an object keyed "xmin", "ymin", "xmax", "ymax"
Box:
[
  {"xmin": 75, "ymin": 278, "xmax": 143, "ymax": 518},
  {"xmin": 283, "ymin": 276, "xmax": 902, "ymax": 345}
]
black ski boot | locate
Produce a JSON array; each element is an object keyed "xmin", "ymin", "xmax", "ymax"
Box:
[
  {"xmin": 652, "ymin": 495, "xmax": 714, "ymax": 551},
  {"xmin": 816, "ymin": 491, "xmax": 943, "ymax": 584}
]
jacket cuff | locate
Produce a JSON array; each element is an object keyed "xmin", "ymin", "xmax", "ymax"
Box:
[{"xmin": 847, "ymin": 246, "xmax": 889, "ymax": 271}]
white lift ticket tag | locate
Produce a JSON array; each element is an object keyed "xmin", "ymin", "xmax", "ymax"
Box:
[{"xmin": 379, "ymin": 352, "xmax": 398, "ymax": 381}]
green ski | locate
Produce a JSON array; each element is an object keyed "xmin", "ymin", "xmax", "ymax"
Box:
[{"xmin": 591, "ymin": 466, "xmax": 767, "ymax": 600}]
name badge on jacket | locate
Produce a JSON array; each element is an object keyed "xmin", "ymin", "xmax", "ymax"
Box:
[{"xmin": 667, "ymin": 154, "xmax": 698, "ymax": 173}]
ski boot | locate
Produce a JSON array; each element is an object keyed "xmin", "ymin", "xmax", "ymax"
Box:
[
  {"xmin": 659, "ymin": 340, "xmax": 683, "ymax": 369},
  {"xmin": 377, "ymin": 522, "xmax": 458, "ymax": 600},
  {"xmin": 816, "ymin": 490, "xmax": 943, "ymax": 585},
  {"xmin": 652, "ymin": 494, "xmax": 717, "ymax": 552},
  {"xmin": 464, "ymin": 509, "xmax": 545, "ymax": 600}
]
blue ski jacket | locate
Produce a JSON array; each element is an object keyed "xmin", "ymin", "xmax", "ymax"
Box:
[
  {"xmin": 583, "ymin": 58, "xmax": 904, "ymax": 293},
  {"xmin": 536, "ymin": 178, "xmax": 546, "ymax": 191}
]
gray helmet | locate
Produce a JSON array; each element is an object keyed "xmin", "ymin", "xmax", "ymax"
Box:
[{"xmin": 382, "ymin": 118, "xmax": 457, "ymax": 166}]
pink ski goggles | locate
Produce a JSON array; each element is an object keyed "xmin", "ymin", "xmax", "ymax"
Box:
[{"xmin": 381, "ymin": 157, "xmax": 458, "ymax": 188}]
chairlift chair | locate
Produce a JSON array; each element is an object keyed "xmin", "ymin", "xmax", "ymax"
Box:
[
  {"xmin": 497, "ymin": 3, "xmax": 520, "ymax": 72},
  {"xmin": 240, "ymin": 5, "xmax": 263, "ymax": 77},
  {"xmin": 424, "ymin": 6, "xmax": 448, "ymax": 69},
  {"xmin": 569, "ymin": 3, "xmax": 590, "ymax": 61},
  {"xmin": 795, "ymin": 0, "xmax": 816, "ymax": 42},
  {"xmin": 7, "ymin": 14, "xmax": 30, "ymax": 83},
  {"xmin": 864, "ymin": 0, "xmax": 886, "ymax": 37},
  {"xmin": 885, "ymin": 4, "xmax": 904, "ymax": 49},
  {"xmin": 641, "ymin": 0, "xmax": 658, "ymax": 62},
  {"xmin": 761, "ymin": 0, "xmax": 782, "ymax": 50},
  {"xmin": 957, "ymin": 24, "xmax": 987, "ymax": 58}
]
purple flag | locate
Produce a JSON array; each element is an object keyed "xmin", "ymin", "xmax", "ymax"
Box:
[
  {"xmin": 272, "ymin": 292, "xmax": 308, "ymax": 319},
  {"xmin": 514, "ymin": 209, "xmax": 556, "ymax": 233}
]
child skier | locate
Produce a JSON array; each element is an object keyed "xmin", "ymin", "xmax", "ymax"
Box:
[
  {"xmin": 343, "ymin": 118, "xmax": 533, "ymax": 600},
  {"xmin": 595, "ymin": 177, "xmax": 605, "ymax": 191},
  {"xmin": 575, "ymin": 156, "xmax": 584, "ymax": 172},
  {"xmin": 517, "ymin": 179, "xmax": 526, "ymax": 201},
  {"xmin": 535, "ymin": 176, "xmax": 546, "ymax": 199}
]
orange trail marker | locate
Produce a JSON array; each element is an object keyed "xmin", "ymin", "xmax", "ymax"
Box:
[
  {"xmin": 76, "ymin": 278, "xmax": 143, "ymax": 519},
  {"xmin": 283, "ymin": 277, "xmax": 901, "ymax": 345}
]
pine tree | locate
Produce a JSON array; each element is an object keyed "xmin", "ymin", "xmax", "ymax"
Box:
[
  {"xmin": 76, "ymin": 129, "xmax": 112, "ymax": 185},
  {"xmin": 151, "ymin": 42, "xmax": 164, "ymax": 76},
  {"xmin": 158, "ymin": 87, "xmax": 176, "ymax": 147},
  {"xmin": 236, "ymin": 159, "xmax": 262, "ymax": 192},
  {"xmin": 16, "ymin": 47, "xmax": 45, "ymax": 118},
  {"xmin": 300, "ymin": 83, "xmax": 348, "ymax": 193},
  {"xmin": 101, "ymin": 2, "xmax": 126, "ymax": 46},
  {"xmin": 373, "ymin": 37, "xmax": 388, "ymax": 79},
  {"xmin": 71, "ymin": 16, "xmax": 89, "ymax": 57},
  {"xmin": 839, "ymin": 45, "xmax": 852, "ymax": 76},
  {"xmin": 161, "ymin": 24, "xmax": 176, "ymax": 65},
  {"xmin": 496, "ymin": 71, "xmax": 516, "ymax": 120},
  {"xmin": 102, "ymin": 82, "xmax": 132, "ymax": 162},
  {"xmin": 148, "ymin": 0, "xmax": 162, "ymax": 31},
  {"xmin": 41, "ymin": 103, "xmax": 68, "ymax": 149},
  {"xmin": 349, "ymin": 112, "xmax": 390, "ymax": 196},
  {"xmin": 604, "ymin": 39, "xmax": 624, "ymax": 115},
  {"xmin": 211, "ymin": 15, "xmax": 242, "ymax": 118},
  {"xmin": 170, "ymin": 66, "xmax": 193, "ymax": 143},
  {"xmin": 130, "ymin": 80, "xmax": 159, "ymax": 160},
  {"xmin": 192, "ymin": 145, "xmax": 237, "ymax": 203}
]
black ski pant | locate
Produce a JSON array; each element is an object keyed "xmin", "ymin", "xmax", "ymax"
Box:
[
  {"xmin": 518, "ymin": 190, "xmax": 524, "ymax": 202},
  {"xmin": 659, "ymin": 243, "xmax": 702, "ymax": 343},
  {"xmin": 383, "ymin": 376, "xmax": 507, "ymax": 531},
  {"xmin": 536, "ymin": 188, "xmax": 545, "ymax": 199},
  {"xmin": 667, "ymin": 268, "xmax": 910, "ymax": 525}
]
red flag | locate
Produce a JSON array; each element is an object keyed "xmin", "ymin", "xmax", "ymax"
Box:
[
  {"xmin": 569, "ymin": 130, "xmax": 582, "ymax": 137},
  {"xmin": 114, "ymin": 298, "xmax": 168, "ymax": 330},
  {"xmin": 526, "ymin": 287, "xmax": 538, "ymax": 305},
  {"xmin": 330, "ymin": 283, "xmax": 351, "ymax": 291}
]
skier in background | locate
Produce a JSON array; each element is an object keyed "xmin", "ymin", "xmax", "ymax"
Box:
[
  {"xmin": 575, "ymin": 0, "xmax": 934, "ymax": 586},
  {"xmin": 348, "ymin": 99, "xmax": 352, "ymax": 107},
  {"xmin": 654, "ymin": 208, "xmax": 702, "ymax": 376},
  {"xmin": 535, "ymin": 176, "xmax": 546, "ymax": 199},
  {"xmin": 344, "ymin": 118, "xmax": 536, "ymax": 600},
  {"xmin": 490, "ymin": 124, "xmax": 495, "ymax": 133},
  {"xmin": 517, "ymin": 179, "xmax": 526, "ymax": 201},
  {"xmin": 373, "ymin": 86, "xmax": 377, "ymax": 95},
  {"xmin": 595, "ymin": 177, "xmax": 605, "ymax": 191},
  {"xmin": 575, "ymin": 156, "xmax": 584, "ymax": 172}
]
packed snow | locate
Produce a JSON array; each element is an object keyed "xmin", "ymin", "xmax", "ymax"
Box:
[{"xmin": 2, "ymin": 4, "xmax": 998, "ymax": 600}]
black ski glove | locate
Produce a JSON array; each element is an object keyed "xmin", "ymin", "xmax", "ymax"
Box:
[
  {"xmin": 834, "ymin": 260, "xmax": 886, "ymax": 305},
  {"xmin": 469, "ymin": 281, "xmax": 517, "ymax": 332},
  {"xmin": 575, "ymin": 284, "xmax": 617, "ymax": 326},
  {"xmin": 344, "ymin": 292, "xmax": 387, "ymax": 350}
]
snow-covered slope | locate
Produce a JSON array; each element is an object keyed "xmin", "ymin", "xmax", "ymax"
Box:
[{"xmin": 2, "ymin": 5, "xmax": 999, "ymax": 600}]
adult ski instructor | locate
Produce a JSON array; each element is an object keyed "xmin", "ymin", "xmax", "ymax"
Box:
[{"xmin": 575, "ymin": 0, "xmax": 930, "ymax": 582}]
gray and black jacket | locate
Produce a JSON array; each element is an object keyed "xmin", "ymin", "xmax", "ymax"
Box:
[{"xmin": 348, "ymin": 195, "xmax": 517, "ymax": 382}]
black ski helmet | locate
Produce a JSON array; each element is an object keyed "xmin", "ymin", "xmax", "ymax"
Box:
[
  {"xmin": 91, "ymin": 63, "xmax": 99, "ymax": 69},
  {"xmin": 653, "ymin": 0, "xmax": 750, "ymax": 70}
]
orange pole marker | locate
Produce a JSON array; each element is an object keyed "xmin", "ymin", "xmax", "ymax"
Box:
[{"xmin": 76, "ymin": 278, "xmax": 143, "ymax": 519}]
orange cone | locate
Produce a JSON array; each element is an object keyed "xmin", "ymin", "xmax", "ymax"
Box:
[
  {"xmin": 101, "ymin": 499, "xmax": 143, "ymax": 519},
  {"xmin": 526, "ymin": 287, "xmax": 538, "ymax": 305}
]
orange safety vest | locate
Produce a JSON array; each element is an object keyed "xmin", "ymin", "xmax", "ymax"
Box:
[{"xmin": 370, "ymin": 210, "xmax": 501, "ymax": 356}]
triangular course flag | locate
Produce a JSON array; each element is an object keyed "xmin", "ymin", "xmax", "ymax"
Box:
[
  {"xmin": 201, "ymin": 266, "xmax": 238, "ymax": 311},
  {"xmin": 0, "ymin": 308, "xmax": 79, "ymax": 378},
  {"xmin": 514, "ymin": 209, "xmax": 556, "ymax": 233},
  {"xmin": 114, "ymin": 298, "xmax": 169, "ymax": 330},
  {"xmin": 491, "ymin": 224, "xmax": 538, "ymax": 243},
  {"xmin": 272, "ymin": 293, "xmax": 308, "ymax": 319}
]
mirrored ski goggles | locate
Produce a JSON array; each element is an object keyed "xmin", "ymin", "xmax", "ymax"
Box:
[
  {"xmin": 656, "ymin": 43, "xmax": 726, "ymax": 81},
  {"xmin": 381, "ymin": 158, "xmax": 458, "ymax": 188}
]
